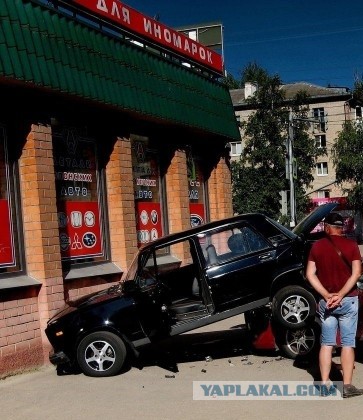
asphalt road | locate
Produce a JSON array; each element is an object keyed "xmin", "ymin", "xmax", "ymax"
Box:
[{"xmin": 1, "ymin": 316, "xmax": 363, "ymax": 420}]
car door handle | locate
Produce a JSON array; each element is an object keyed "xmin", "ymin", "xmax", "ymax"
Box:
[{"xmin": 259, "ymin": 253, "xmax": 272, "ymax": 261}]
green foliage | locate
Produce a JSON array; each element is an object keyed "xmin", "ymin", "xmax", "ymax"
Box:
[
  {"xmin": 332, "ymin": 119, "xmax": 363, "ymax": 212},
  {"xmin": 232, "ymin": 63, "xmax": 323, "ymax": 222},
  {"xmin": 240, "ymin": 61, "xmax": 270, "ymax": 86},
  {"xmin": 222, "ymin": 72, "xmax": 240, "ymax": 89}
]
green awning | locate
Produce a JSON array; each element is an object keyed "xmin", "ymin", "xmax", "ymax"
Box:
[{"xmin": 0, "ymin": 0, "xmax": 240, "ymax": 141}]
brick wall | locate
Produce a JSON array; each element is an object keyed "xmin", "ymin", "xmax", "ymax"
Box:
[
  {"xmin": 106, "ymin": 137, "xmax": 138, "ymax": 271},
  {"xmin": 164, "ymin": 149, "xmax": 191, "ymax": 261},
  {"xmin": 208, "ymin": 156, "xmax": 233, "ymax": 221},
  {"xmin": 0, "ymin": 288, "xmax": 43, "ymax": 378},
  {"xmin": 18, "ymin": 123, "xmax": 65, "ymax": 365}
]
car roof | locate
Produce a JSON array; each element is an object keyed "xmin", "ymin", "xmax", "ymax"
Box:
[{"xmin": 139, "ymin": 212, "xmax": 272, "ymax": 251}]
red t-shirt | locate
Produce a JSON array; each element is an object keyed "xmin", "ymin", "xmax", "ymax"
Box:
[{"xmin": 308, "ymin": 235, "xmax": 361, "ymax": 297}]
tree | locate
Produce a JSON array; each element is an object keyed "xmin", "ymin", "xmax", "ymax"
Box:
[
  {"xmin": 232, "ymin": 64, "xmax": 323, "ymax": 222},
  {"xmin": 291, "ymin": 91, "xmax": 325, "ymax": 220},
  {"xmin": 332, "ymin": 79, "xmax": 363, "ymax": 241},
  {"xmin": 223, "ymin": 72, "xmax": 240, "ymax": 89}
]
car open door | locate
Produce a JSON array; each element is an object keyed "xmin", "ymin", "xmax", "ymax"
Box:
[{"xmin": 201, "ymin": 223, "xmax": 275, "ymax": 312}]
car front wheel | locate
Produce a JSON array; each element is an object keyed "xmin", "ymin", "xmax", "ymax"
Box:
[
  {"xmin": 272, "ymin": 285, "xmax": 316, "ymax": 329},
  {"xmin": 77, "ymin": 331, "xmax": 126, "ymax": 377}
]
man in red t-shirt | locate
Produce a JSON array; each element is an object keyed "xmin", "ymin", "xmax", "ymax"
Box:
[{"xmin": 306, "ymin": 212, "xmax": 362, "ymax": 398}]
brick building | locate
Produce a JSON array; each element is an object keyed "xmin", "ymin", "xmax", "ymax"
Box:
[{"xmin": 0, "ymin": 0, "xmax": 239, "ymax": 377}]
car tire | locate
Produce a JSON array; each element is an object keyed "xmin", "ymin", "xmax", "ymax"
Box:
[
  {"xmin": 274, "ymin": 322, "xmax": 320, "ymax": 360},
  {"xmin": 272, "ymin": 285, "xmax": 316, "ymax": 329},
  {"xmin": 77, "ymin": 331, "xmax": 127, "ymax": 377}
]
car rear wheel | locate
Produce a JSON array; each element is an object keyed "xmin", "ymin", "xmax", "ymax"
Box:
[
  {"xmin": 275, "ymin": 323, "xmax": 320, "ymax": 359},
  {"xmin": 77, "ymin": 331, "xmax": 126, "ymax": 377},
  {"xmin": 272, "ymin": 285, "xmax": 316, "ymax": 329}
]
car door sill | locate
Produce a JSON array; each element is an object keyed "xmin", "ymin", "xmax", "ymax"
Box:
[{"xmin": 170, "ymin": 297, "xmax": 270, "ymax": 336}]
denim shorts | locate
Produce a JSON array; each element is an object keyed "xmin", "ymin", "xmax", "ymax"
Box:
[{"xmin": 318, "ymin": 296, "xmax": 359, "ymax": 347}]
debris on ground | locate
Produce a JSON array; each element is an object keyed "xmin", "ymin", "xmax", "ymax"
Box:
[
  {"xmin": 165, "ymin": 375, "xmax": 175, "ymax": 378},
  {"xmin": 201, "ymin": 369, "xmax": 207, "ymax": 373}
]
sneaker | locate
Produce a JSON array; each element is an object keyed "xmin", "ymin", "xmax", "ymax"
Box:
[
  {"xmin": 343, "ymin": 384, "xmax": 363, "ymax": 398},
  {"xmin": 320, "ymin": 384, "xmax": 331, "ymax": 397}
]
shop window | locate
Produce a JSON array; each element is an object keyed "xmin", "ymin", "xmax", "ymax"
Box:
[
  {"xmin": 53, "ymin": 127, "xmax": 109, "ymax": 265},
  {"xmin": 186, "ymin": 149, "xmax": 208, "ymax": 227},
  {"xmin": 131, "ymin": 135, "xmax": 165, "ymax": 247},
  {"xmin": 0, "ymin": 126, "xmax": 24, "ymax": 276}
]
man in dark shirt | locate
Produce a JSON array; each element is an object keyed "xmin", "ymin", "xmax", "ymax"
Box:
[{"xmin": 306, "ymin": 212, "xmax": 362, "ymax": 398}]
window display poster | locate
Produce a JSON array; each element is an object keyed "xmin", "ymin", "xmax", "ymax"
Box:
[
  {"xmin": 57, "ymin": 201, "xmax": 103, "ymax": 259},
  {"xmin": 0, "ymin": 199, "xmax": 15, "ymax": 266},
  {"xmin": 135, "ymin": 202, "xmax": 163, "ymax": 244},
  {"xmin": 132, "ymin": 135, "xmax": 163, "ymax": 246},
  {"xmin": 187, "ymin": 153, "xmax": 206, "ymax": 227},
  {"xmin": 189, "ymin": 203, "xmax": 205, "ymax": 228},
  {"xmin": 53, "ymin": 130, "xmax": 103, "ymax": 259}
]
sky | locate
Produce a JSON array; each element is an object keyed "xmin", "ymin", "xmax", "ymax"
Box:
[{"xmin": 123, "ymin": 0, "xmax": 363, "ymax": 89}]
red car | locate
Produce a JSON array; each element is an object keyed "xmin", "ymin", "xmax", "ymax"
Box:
[{"xmin": 246, "ymin": 275, "xmax": 363, "ymax": 359}]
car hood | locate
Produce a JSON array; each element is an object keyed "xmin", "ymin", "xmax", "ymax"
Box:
[
  {"xmin": 68, "ymin": 284, "xmax": 124, "ymax": 308},
  {"xmin": 293, "ymin": 202, "xmax": 338, "ymax": 237}
]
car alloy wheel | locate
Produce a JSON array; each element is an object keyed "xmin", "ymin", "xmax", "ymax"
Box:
[
  {"xmin": 77, "ymin": 331, "xmax": 126, "ymax": 377},
  {"xmin": 272, "ymin": 285, "xmax": 316, "ymax": 329},
  {"xmin": 276, "ymin": 324, "xmax": 320, "ymax": 359}
]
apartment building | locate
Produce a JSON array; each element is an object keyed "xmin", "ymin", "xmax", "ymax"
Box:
[{"xmin": 230, "ymin": 82, "xmax": 361, "ymax": 205}]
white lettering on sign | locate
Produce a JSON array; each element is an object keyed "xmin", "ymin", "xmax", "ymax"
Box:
[
  {"xmin": 97, "ymin": 0, "xmax": 131, "ymax": 24},
  {"xmin": 56, "ymin": 172, "xmax": 92, "ymax": 182},
  {"xmin": 136, "ymin": 178, "xmax": 157, "ymax": 187},
  {"xmin": 72, "ymin": 0, "xmax": 222, "ymax": 74}
]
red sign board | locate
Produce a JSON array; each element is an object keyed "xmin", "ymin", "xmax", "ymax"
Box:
[
  {"xmin": 310, "ymin": 197, "xmax": 348, "ymax": 211},
  {"xmin": 190, "ymin": 203, "xmax": 205, "ymax": 228},
  {"xmin": 58, "ymin": 201, "xmax": 103, "ymax": 259},
  {"xmin": 71, "ymin": 0, "xmax": 223, "ymax": 75},
  {"xmin": 0, "ymin": 199, "xmax": 15, "ymax": 266}
]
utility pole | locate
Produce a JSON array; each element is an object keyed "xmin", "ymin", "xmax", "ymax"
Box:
[{"xmin": 287, "ymin": 111, "xmax": 296, "ymax": 227}]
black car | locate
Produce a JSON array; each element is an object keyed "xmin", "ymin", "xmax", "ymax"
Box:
[{"xmin": 45, "ymin": 203, "xmax": 337, "ymax": 377}]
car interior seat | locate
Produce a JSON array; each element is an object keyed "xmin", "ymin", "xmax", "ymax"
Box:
[
  {"xmin": 227, "ymin": 233, "xmax": 247, "ymax": 254},
  {"xmin": 206, "ymin": 244, "xmax": 218, "ymax": 265}
]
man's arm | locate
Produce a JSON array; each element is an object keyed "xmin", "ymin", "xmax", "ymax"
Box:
[
  {"xmin": 333, "ymin": 259, "xmax": 361, "ymax": 300},
  {"xmin": 305, "ymin": 260, "xmax": 332, "ymax": 301}
]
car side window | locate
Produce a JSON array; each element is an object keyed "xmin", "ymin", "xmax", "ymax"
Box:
[{"xmin": 200, "ymin": 224, "xmax": 270, "ymax": 265}]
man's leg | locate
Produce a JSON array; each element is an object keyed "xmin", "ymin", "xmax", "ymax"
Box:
[
  {"xmin": 340, "ymin": 346, "xmax": 355, "ymax": 385},
  {"xmin": 319, "ymin": 345, "xmax": 333, "ymax": 382},
  {"xmin": 318, "ymin": 299, "xmax": 337, "ymax": 383}
]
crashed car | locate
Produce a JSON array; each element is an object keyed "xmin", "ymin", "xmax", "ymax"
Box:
[{"xmin": 45, "ymin": 203, "xmax": 337, "ymax": 377}]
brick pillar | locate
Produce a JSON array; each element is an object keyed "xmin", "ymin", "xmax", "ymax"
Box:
[
  {"xmin": 106, "ymin": 137, "xmax": 138, "ymax": 271},
  {"xmin": 208, "ymin": 156, "xmax": 233, "ymax": 222},
  {"xmin": 19, "ymin": 123, "xmax": 64, "ymax": 360},
  {"xmin": 165, "ymin": 149, "xmax": 190, "ymax": 260}
]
